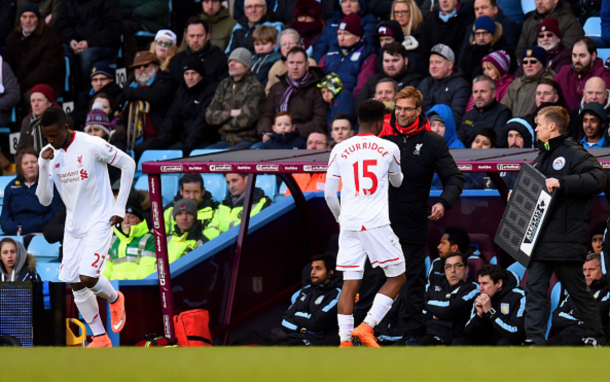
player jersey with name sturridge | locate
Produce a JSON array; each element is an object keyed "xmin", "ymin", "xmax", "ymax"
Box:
[
  {"xmin": 40, "ymin": 132, "xmax": 119, "ymax": 238},
  {"xmin": 326, "ymin": 134, "xmax": 401, "ymax": 231}
]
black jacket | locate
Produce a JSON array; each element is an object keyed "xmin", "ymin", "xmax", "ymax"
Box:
[
  {"xmin": 532, "ymin": 134, "xmax": 606, "ymax": 262},
  {"xmin": 261, "ymin": 132, "xmax": 306, "ymax": 150},
  {"xmin": 116, "ymin": 70, "xmax": 178, "ymax": 137},
  {"xmin": 426, "ymin": 246, "xmax": 481, "ymax": 288},
  {"xmin": 168, "ymin": 42, "xmax": 229, "ymax": 88},
  {"xmin": 550, "ymin": 278, "xmax": 609, "ymax": 338},
  {"xmin": 424, "ymin": 278, "xmax": 479, "ymax": 343},
  {"xmin": 157, "ymin": 79, "xmax": 218, "ymax": 151},
  {"xmin": 381, "ymin": 114, "xmax": 464, "ymax": 242},
  {"xmin": 54, "ymin": 0, "xmax": 122, "ymax": 51},
  {"xmin": 464, "ymin": 274, "xmax": 526, "ymax": 345},
  {"xmin": 355, "ymin": 67, "xmax": 423, "ymax": 111},
  {"xmin": 281, "ymin": 278, "xmax": 342, "ymax": 341},
  {"xmin": 417, "ymin": 5, "xmax": 475, "ymax": 63},
  {"xmin": 417, "ymin": 68, "xmax": 471, "ymax": 126},
  {"xmin": 459, "ymin": 100, "xmax": 513, "ymax": 147}
]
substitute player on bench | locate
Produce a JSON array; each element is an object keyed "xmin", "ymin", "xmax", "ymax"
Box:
[
  {"xmin": 36, "ymin": 107, "xmax": 136, "ymax": 348},
  {"xmin": 325, "ymin": 100, "xmax": 406, "ymax": 347}
]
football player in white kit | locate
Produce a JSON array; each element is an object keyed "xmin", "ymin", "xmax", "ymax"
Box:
[
  {"xmin": 325, "ymin": 100, "xmax": 406, "ymax": 347},
  {"xmin": 36, "ymin": 108, "xmax": 136, "ymax": 348}
]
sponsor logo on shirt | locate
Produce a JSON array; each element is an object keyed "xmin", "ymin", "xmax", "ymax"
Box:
[{"xmin": 56, "ymin": 169, "xmax": 89, "ymax": 183}]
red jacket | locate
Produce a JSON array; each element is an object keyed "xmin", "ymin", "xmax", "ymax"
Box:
[{"xmin": 554, "ymin": 58, "xmax": 610, "ymax": 112}]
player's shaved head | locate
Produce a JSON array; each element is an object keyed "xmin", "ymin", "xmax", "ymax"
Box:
[{"xmin": 40, "ymin": 107, "xmax": 68, "ymax": 130}]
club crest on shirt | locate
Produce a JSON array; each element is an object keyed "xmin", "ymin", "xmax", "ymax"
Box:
[
  {"xmin": 413, "ymin": 143, "xmax": 423, "ymax": 156},
  {"xmin": 77, "ymin": 155, "xmax": 83, "ymax": 168},
  {"xmin": 501, "ymin": 303, "xmax": 510, "ymax": 315},
  {"xmin": 315, "ymin": 296, "xmax": 324, "ymax": 305}
]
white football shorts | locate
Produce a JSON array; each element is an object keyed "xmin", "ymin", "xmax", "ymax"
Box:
[{"xmin": 59, "ymin": 224, "xmax": 114, "ymax": 283}]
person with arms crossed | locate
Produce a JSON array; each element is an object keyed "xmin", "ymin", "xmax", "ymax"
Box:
[
  {"xmin": 36, "ymin": 107, "xmax": 136, "ymax": 348},
  {"xmin": 325, "ymin": 99, "xmax": 406, "ymax": 348}
]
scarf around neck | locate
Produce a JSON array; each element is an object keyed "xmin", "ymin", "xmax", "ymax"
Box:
[
  {"xmin": 278, "ymin": 71, "xmax": 312, "ymax": 112},
  {"xmin": 395, "ymin": 115, "xmax": 430, "ymax": 137}
]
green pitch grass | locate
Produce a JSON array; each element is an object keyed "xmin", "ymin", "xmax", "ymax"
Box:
[{"xmin": 1, "ymin": 347, "xmax": 607, "ymax": 381}]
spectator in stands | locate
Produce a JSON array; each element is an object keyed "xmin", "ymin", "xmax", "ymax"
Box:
[
  {"xmin": 72, "ymin": 62, "xmax": 122, "ymax": 129},
  {"xmin": 306, "ymin": 132, "xmax": 331, "ymax": 149},
  {"xmin": 312, "ymin": 0, "xmax": 378, "ymax": 63},
  {"xmin": 204, "ymin": 174, "xmax": 271, "ymax": 240},
  {"xmin": 567, "ymin": 77, "xmax": 609, "ymax": 138},
  {"xmin": 18, "ymin": 84, "xmax": 58, "ymax": 154},
  {"xmin": 465, "ymin": 50, "xmax": 513, "ymax": 112},
  {"xmin": 261, "ymin": 112, "xmax": 307, "ymax": 149},
  {"xmin": 15, "ymin": 0, "xmax": 61, "ymax": 27},
  {"xmin": 370, "ymin": 20, "xmax": 409, "ymax": 73},
  {"xmin": 55, "ymin": 0, "xmax": 122, "ymax": 87},
  {"xmin": 554, "ymin": 38, "xmax": 610, "ymax": 112},
  {"xmin": 422, "ymin": 252, "xmax": 479, "ymax": 345},
  {"xmin": 84, "ymin": 104, "xmax": 126, "ymax": 185},
  {"xmin": 504, "ymin": 125, "xmax": 534, "ymax": 148},
  {"xmin": 501, "ymin": 46, "xmax": 555, "ymax": 117},
  {"xmin": 548, "ymin": 253, "xmax": 609, "ymax": 346},
  {"xmin": 206, "ymin": 48, "xmax": 265, "ymax": 150},
  {"xmin": 104, "ymin": 204, "xmax": 155, "ymax": 280},
  {"xmin": 459, "ymin": 75, "xmax": 512, "ymax": 147},
  {"xmin": 577, "ymin": 102, "xmax": 608, "ymax": 148},
  {"xmin": 4, "ymin": 4, "xmax": 64, "ymax": 109},
  {"xmin": 266, "ymin": 29, "xmax": 318, "ymax": 95},
  {"xmin": 121, "ymin": 0, "xmax": 170, "ymax": 67},
  {"xmin": 536, "ymin": 18, "xmax": 572, "ymax": 74},
  {"xmin": 461, "ymin": 0, "xmax": 520, "ymax": 52},
  {"xmin": 426, "ymin": 104, "xmax": 465, "ymax": 149},
  {"xmin": 417, "ymin": 44, "xmax": 470, "ymax": 125},
  {"xmin": 516, "ymin": 0, "xmax": 584, "ymax": 58},
  {"xmin": 458, "ymin": 16, "xmax": 516, "ymax": 81},
  {"xmin": 226, "ymin": 0, "xmax": 284, "ymax": 54},
  {"xmin": 330, "ymin": 114, "xmax": 355, "ymax": 144},
  {"xmin": 591, "ymin": 223, "xmax": 605, "ymax": 254},
  {"xmin": 0, "ymin": 55, "xmax": 19, "ymax": 130},
  {"xmin": 258, "ymin": 47, "xmax": 327, "ymax": 142},
  {"xmin": 0, "ymin": 147, "xmax": 62, "ymax": 237},
  {"xmin": 169, "ymin": 18, "xmax": 229, "ymax": 88},
  {"xmin": 286, "ymin": 0, "xmax": 325, "ymax": 51},
  {"xmin": 168, "ymin": 199, "xmax": 209, "ymax": 263},
  {"xmin": 471, "ymin": 127, "xmax": 496, "ymax": 148},
  {"xmin": 417, "ymin": 0, "xmax": 475, "ymax": 63},
  {"xmin": 272, "ymin": 254, "xmax": 342, "ymax": 345},
  {"xmin": 251, "ymin": 26, "xmax": 282, "ymax": 87},
  {"xmin": 150, "ymin": 30, "xmax": 178, "ymax": 72},
  {"xmin": 391, "ymin": 0, "xmax": 424, "ymax": 49},
  {"xmin": 199, "ymin": 0, "xmax": 236, "ymax": 51},
  {"xmin": 463, "ymin": 264, "xmax": 526, "ymax": 345},
  {"xmin": 155, "ymin": 55, "xmax": 217, "ymax": 155},
  {"xmin": 116, "ymin": 51, "xmax": 178, "ymax": 160},
  {"xmin": 318, "ymin": 73, "xmax": 356, "ymax": 132},
  {"xmin": 91, "ymin": 94, "xmax": 119, "ymax": 125},
  {"xmin": 320, "ymin": 13, "xmax": 376, "ymax": 97},
  {"xmin": 374, "ymin": 79, "xmax": 398, "ymax": 104},
  {"xmin": 356, "ymin": 42, "xmax": 423, "ymax": 110},
  {"xmin": 164, "ymin": 174, "xmax": 218, "ymax": 237},
  {"xmin": 0, "ymin": 237, "xmax": 40, "ymax": 282},
  {"xmin": 427, "ymin": 227, "xmax": 475, "ymax": 287}
]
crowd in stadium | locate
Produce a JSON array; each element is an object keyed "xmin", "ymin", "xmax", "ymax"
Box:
[{"xmin": 0, "ymin": 0, "xmax": 610, "ymax": 345}]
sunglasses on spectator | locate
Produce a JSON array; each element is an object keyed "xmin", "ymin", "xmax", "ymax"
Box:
[
  {"xmin": 523, "ymin": 59, "xmax": 539, "ymax": 65},
  {"xmin": 538, "ymin": 32, "xmax": 555, "ymax": 39},
  {"xmin": 156, "ymin": 40, "xmax": 173, "ymax": 48},
  {"xmin": 394, "ymin": 10, "xmax": 410, "ymax": 15}
]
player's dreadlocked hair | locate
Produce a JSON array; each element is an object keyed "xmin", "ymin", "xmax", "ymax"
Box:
[
  {"xmin": 40, "ymin": 107, "xmax": 68, "ymax": 129},
  {"xmin": 358, "ymin": 99, "xmax": 386, "ymax": 124}
]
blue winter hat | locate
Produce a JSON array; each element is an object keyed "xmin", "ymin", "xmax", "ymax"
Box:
[
  {"xmin": 522, "ymin": 46, "xmax": 547, "ymax": 67},
  {"xmin": 473, "ymin": 16, "xmax": 496, "ymax": 34},
  {"xmin": 90, "ymin": 61, "xmax": 114, "ymax": 79}
]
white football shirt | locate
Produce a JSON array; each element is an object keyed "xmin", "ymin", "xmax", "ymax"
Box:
[
  {"xmin": 326, "ymin": 134, "xmax": 402, "ymax": 231},
  {"xmin": 38, "ymin": 132, "xmax": 125, "ymax": 237}
]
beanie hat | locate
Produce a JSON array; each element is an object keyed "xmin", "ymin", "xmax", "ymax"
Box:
[
  {"xmin": 125, "ymin": 205, "xmax": 145, "ymax": 221},
  {"xmin": 522, "ymin": 46, "xmax": 547, "ymax": 67},
  {"xmin": 537, "ymin": 17, "xmax": 562, "ymax": 39},
  {"xmin": 30, "ymin": 84, "xmax": 57, "ymax": 104},
  {"xmin": 294, "ymin": 0, "xmax": 322, "ymax": 19},
  {"xmin": 228, "ymin": 47, "xmax": 253, "ymax": 69},
  {"xmin": 182, "ymin": 55, "xmax": 206, "ymax": 76},
  {"xmin": 473, "ymin": 16, "xmax": 496, "ymax": 34},
  {"xmin": 20, "ymin": 3, "xmax": 41, "ymax": 19},
  {"xmin": 90, "ymin": 61, "xmax": 114, "ymax": 79},
  {"xmin": 372, "ymin": 20, "xmax": 404, "ymax": 43},
  {"xmin": 172, "ymin": 199, "xmax": 198, "ymax": 219},
  {"xmin": 317, "ymin": 73, "xmax": 344, "ymax": 97},
  {"xmin": 84, "ymin": 103, "xmax": 112, "ymax": 136},
  {"xmin": 428, "ymin": 113, "xmax": 445, "ymax": 124},
  {"xmin": 155, "ymin": 29, "xmax": 177, "ymax": 45},
  {"xmin": 481, "ymin": 50, "xmax": 511, "ymax": 76},
  {"xmin": 430, "ymin": 43, "xmax": 455, "ymax": 63},
  {"xmin": 339, "ymin": 13, "xmax": 362, "ymax": 37}
]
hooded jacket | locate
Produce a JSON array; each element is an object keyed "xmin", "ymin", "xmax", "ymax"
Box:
[
  {"xmin": 554, "ymin": 58, "xmax": 610, "ymax": 112},
  {"xmin": 577, "ymin": 102, "xmax": 609, "ymax": 147},
  {"xmin": 258, "ymin": 67, "xmax": 328, "ymax": 139},
  {"xmin": 426, "ymin": 104, "xmax": 465, "ymax": 149},
  {"xmin": 380, "ymin": 113, "xmax": 464, "ymax": 242},
  {"xmin": 261, "ymin": 131, "xmax": 307, "ymax": 149},
  {"xmin": 200, "ymin": 7, "xmax": 236, "ymax": 51},
  {"xmin": 501, "ymin": 67, "xmax": 556, "ymax": 117},
  {"xmin": 567, "ymin": 94, "xmax": 610, "ymax": 139},
  {"xmin": 516, "ymin": 0, "xmax": 584, "ymax": 58},
  {"xmin": 0, "ymin": 239, "xmax": 40, "ymax": 282},
  {"xmin": 417, "ymin": 67, "xmax": 471, "ymax": 125},
  {"xmin": 459, "ymin": 99, "xmax": 512, "ymax": 147},
  {"xmin": 163, "ymin": 191, "xmax": 219, "ymax": 237},
  {"xmin": 417, "ymin": 5, "xmax": 475, "ymax": 63},
  {"xmin": 532, "ymin": 134, "xmax": 606, "ymax": 262},
  {"xmin": 500, "ymin": 117, "xmax": 536, "ymax": 148},
  {"xmin": 464, "ymin": 273, "xmax": 526, "ymax": 345}
]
